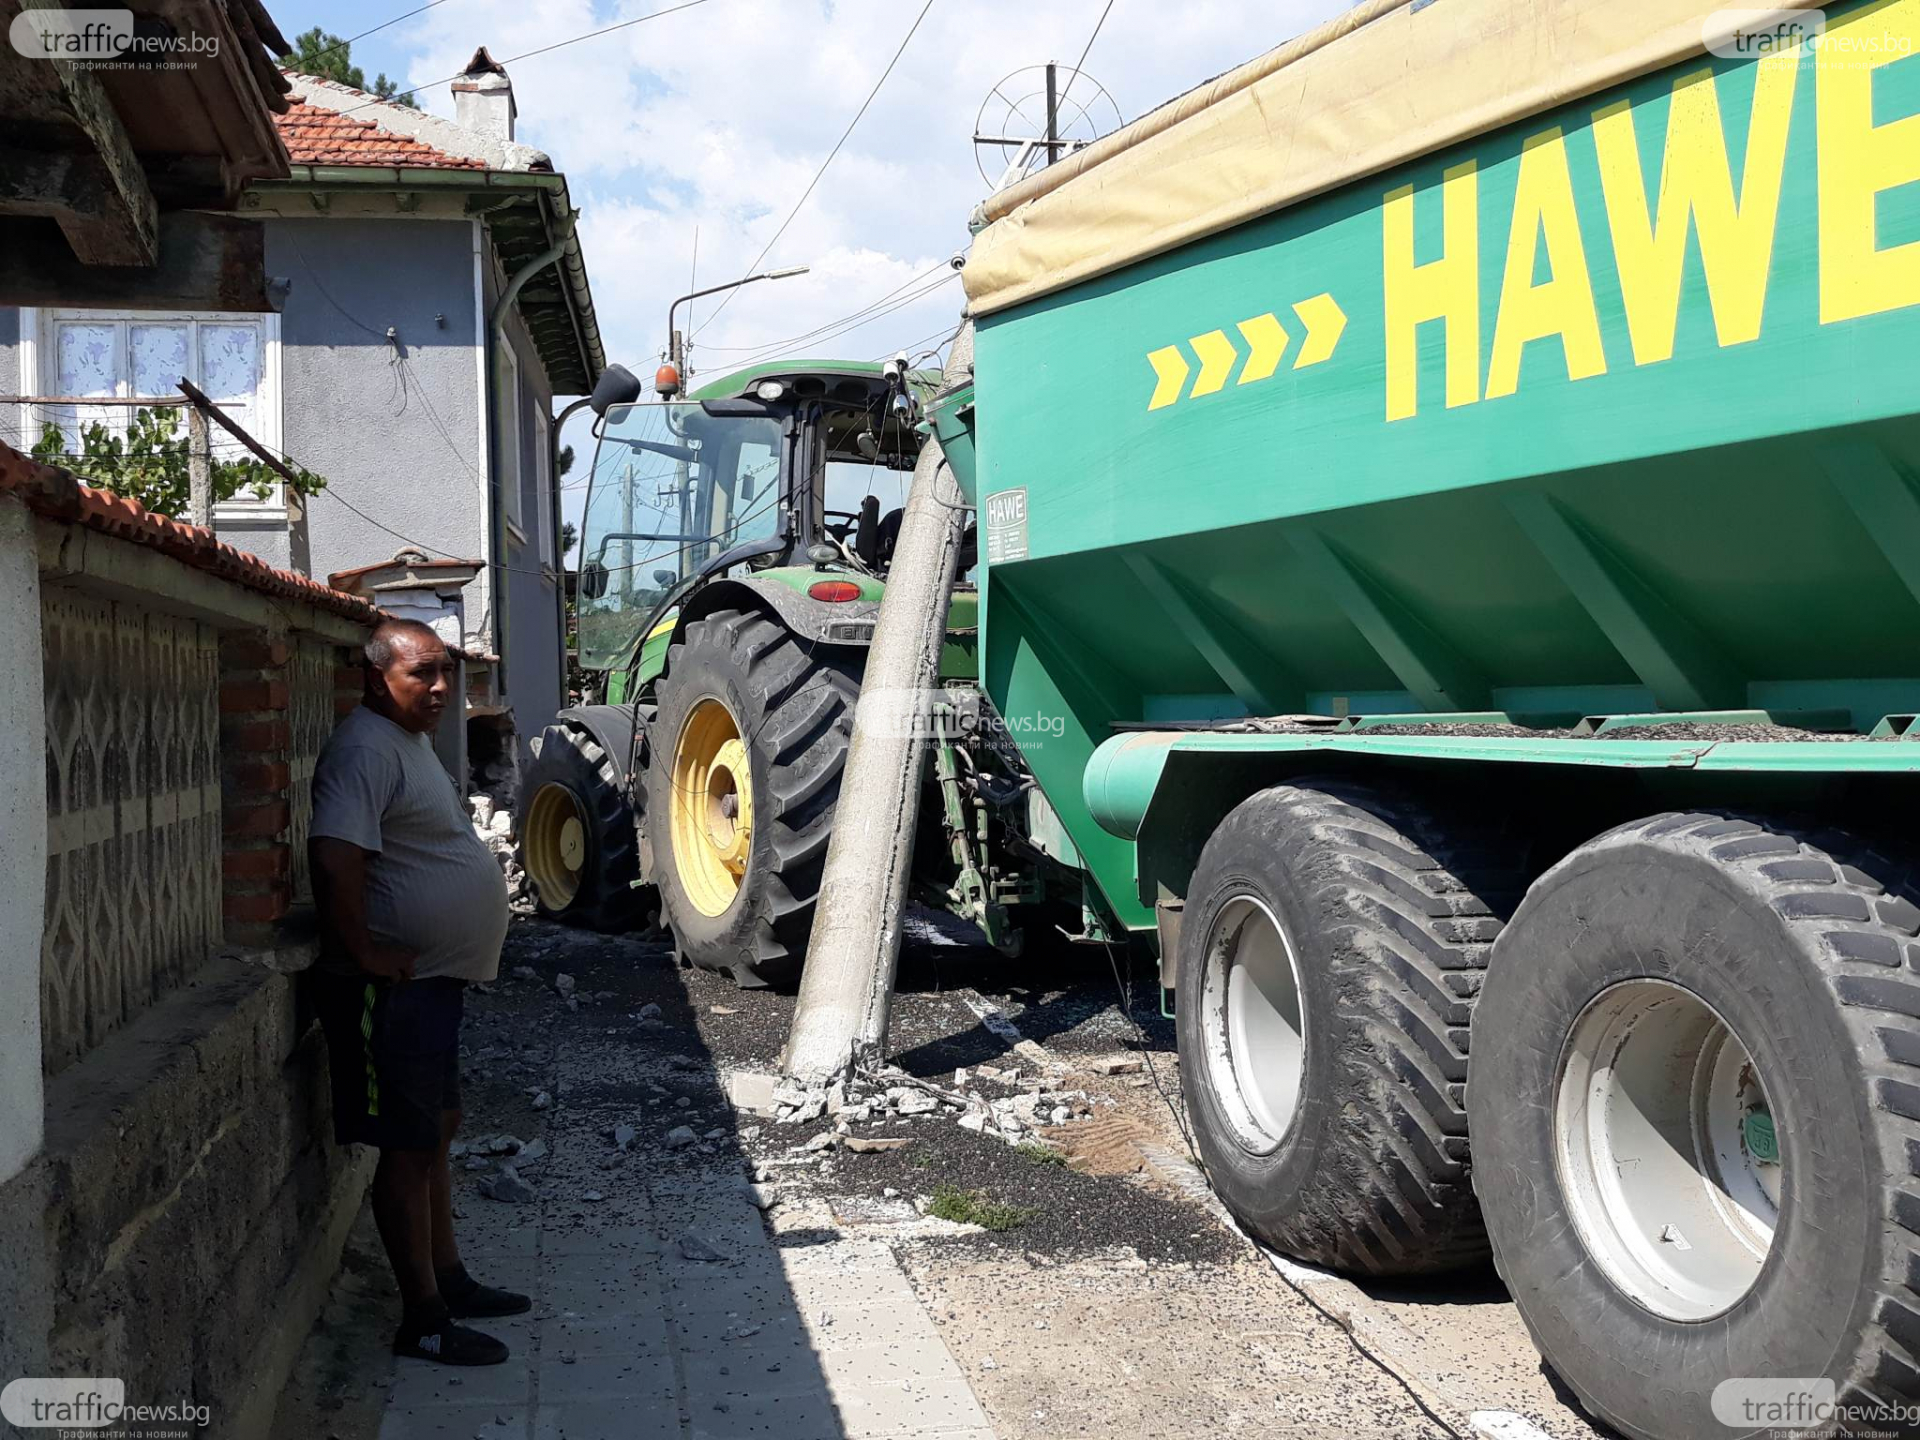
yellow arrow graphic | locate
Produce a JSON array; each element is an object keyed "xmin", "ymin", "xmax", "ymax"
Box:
[
  {"xmin": 1291, "ymin": 293, "xmax": 1347, "ymax": 369},
  {"xmin": 1235, "ymin": 313, "xmax": 1291, "ymax": 384},
  {"xmin": 1146, "ymin": 346, "xmax": 1190, "ymax": 410},
  {"xmin": 1189, "ymin": 330, "xmax": 1239, "ymax": 397}
]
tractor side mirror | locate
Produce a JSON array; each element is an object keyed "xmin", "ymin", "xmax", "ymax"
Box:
[
  {"xmin": 589, "ymin": 364, "xmax": 644, "ymax": 417},
  {"xmin": 580, "ymin": 558, "xmax": 610, "ymax": 599}
]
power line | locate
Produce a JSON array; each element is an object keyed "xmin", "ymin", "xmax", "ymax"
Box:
[
  {"xmin": 871, "ymin": 318, "xmax": 962, "ymax": 365},
  {"xmin": 1068, "ymin": 0, "xmax": 1116, "ymax": 93},
  {"xmin": 694, "ymin": 0, "xmax": 936, "ymax": 338},
  {"xmin": 336, "ymin": 0, "xmax": 718, "ymax": 115},
  {"xmin": 283, "ymin": 1, "xmax": 453, "ymax": 72},
  {"xmin": 712, "ymin": 271, "xmax": 959, "ymax": 376},
  {"xmin": 695, "ymin": 259, "xmax": 951, "ymax": 355}
]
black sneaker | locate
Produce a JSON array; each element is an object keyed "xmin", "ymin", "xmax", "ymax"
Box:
[
  {"xmin": 392, "ymin": 1308, "xmax": 509, "ymax": 1366},
  {"xmin": 439, "ymin": 1265, "xmax": 533, "ymax": 1319}
]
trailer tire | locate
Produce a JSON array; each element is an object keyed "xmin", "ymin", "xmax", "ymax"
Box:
[
  {"xmin": 518, "ymin": 722, "xmax": 646, "ymax": 932},
  {"xmin": 1176, "ymin": 779, "xmax": 1517, "ymax": 1275},
  {"xmin": 648, "ymin": 608, "xmax": 859, "ymax": 988},
  {"xmin": 1469, "ymin": 813, "xmax": 1920, "ymax": 1440}
]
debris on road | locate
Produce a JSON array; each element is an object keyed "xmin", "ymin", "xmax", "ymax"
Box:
[
  {"xmin": 477, "ymin": 1166, "xmax": 534, "ymax": 1204},
  {"xmin": 844, "ymin": 1136, "xmax": 911, "ymax": 1154},
  {"xmin": 677, "ymin": 1231, "xmax": 729, "ymax": 1263}
]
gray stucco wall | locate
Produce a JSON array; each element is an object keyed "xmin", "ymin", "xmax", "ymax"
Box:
[{"xmin": 268, "ymin": 216, "xmax": 489, "ymax": 627}]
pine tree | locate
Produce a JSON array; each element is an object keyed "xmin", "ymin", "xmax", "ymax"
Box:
[{"xmin": 280, "ymin": 27, "xmax": 418, "ymax": 108}]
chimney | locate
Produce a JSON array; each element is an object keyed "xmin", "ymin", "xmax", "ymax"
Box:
[{"xmin": 451, "ymin": 46, "xmax": 516, "ymax": 142}]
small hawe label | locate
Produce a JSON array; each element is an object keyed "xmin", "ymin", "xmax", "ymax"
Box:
[{"xmin": 985, "ymin": 487, "xmax": 1029, "ymax": 565}]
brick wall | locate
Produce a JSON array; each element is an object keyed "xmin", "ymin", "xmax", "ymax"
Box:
[{"xmin": 217, "ymin": 634, "xmax": 363, "ymax": 944}]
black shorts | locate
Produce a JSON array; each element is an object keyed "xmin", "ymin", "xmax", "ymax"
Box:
[{"xmin": 313, "ymin": 973, "xmax": 465, "ymax": 1151}]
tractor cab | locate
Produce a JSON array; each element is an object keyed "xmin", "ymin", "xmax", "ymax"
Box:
[{"xmin": 572, "ymin": 359, "xmax": 937, "ymax": 682}]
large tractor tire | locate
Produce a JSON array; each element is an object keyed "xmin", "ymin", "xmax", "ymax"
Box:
[
  {"xmin": 1469, "ymin": 813, "xmax": 1920, "ymax": 1440},
  {"xmin": 648, "ymin": 608, "xmax": 859, "ymax": 988},
  {"xmin": 518, "ymin": 722, "xmax": 647, "ymax": 932},
  {"xmin": 1176, "ymin": 778, "xmax": 1519, "ymax": 1275}
]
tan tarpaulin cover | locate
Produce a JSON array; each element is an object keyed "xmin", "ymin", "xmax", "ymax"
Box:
[{"xmin": 963, "ymin": 0, "xmax": 1824, "ymax": 316}]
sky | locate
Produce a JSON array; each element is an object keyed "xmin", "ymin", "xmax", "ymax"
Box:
[{"xmin": 276, "ymin": 0, "xmax": 1354, "ymax": 538}]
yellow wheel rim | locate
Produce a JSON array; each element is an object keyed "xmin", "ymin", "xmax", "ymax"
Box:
[
  {"xmin": 669, "ymin": 698, "xmax": 754, "ymax": 917},
  {"xmin": 525, "ymin": 782, "xmax": 590, "ymax": 910}
]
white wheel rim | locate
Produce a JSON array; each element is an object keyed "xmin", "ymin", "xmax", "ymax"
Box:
[
  {"xmin": 1200, "ymin": 895, "xmax": 1308, "ymax": 1155},
  {"xmin": 1555, "ymin": 979, "xmax": 1781, "ymax": 1321}
]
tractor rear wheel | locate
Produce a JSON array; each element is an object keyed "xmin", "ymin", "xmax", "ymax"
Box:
[
  {"xmin": 648, "ymin": 608, "xmax": 859, "ymax": 987},
  {"xmin": 1176, "ymin": 778, "xmax": 1520, "ymax": 1275},
  {"xmin": 518, "ymin": 722, "xmax": 646, "ymax": 932}
]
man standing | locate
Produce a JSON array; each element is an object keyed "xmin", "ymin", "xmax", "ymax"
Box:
[{"xmin": 310, "ymin": 618, "xmax": 529, "ymax": 1366}]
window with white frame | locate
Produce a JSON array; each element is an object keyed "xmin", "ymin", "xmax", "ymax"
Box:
[
  {"xmin": 498, "ymin": 344, "xmax": 523, "ymax": 539},
  {"xmin": 532, "ymin": 407, "xmax": 552, "ymax": 567},
  {"xmin": 18, "ymin": 309, "xmax": 284, "ymax": 511}
]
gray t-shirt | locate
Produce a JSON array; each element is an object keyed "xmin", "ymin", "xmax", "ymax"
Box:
[{"xmin": 310, "ymin": 705, "xmax": 508, "ymax": 983}]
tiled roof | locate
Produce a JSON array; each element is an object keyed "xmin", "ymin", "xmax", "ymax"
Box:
[
  {"xmin": 0, "ymin": 441, "xmax": 380, "ymax": 624},
  {"xmin": 274, "ymin": 95, "xmax": 488, "ymax": 171}
]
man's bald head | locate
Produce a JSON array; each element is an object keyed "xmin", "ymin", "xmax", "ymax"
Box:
[
  {"xmin": 365, "ymin": 618, "xmax": 444, "ymax": 672},
  {"xmin": 362, "ymin": 619, "xmax": 454, "ymax": 733}
]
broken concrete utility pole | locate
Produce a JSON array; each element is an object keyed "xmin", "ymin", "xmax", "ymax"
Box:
[{"xmin": 782, "ymin": 321, "xmax": 975, "ymax": 1085}]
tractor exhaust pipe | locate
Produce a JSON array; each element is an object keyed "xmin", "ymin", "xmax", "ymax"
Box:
[{"xmin": 781, "ymin": 320, "xmax": 976, "ymax": 1084}]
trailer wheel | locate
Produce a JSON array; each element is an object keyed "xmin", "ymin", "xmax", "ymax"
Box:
[
  {"xmin": 518, "ymin": 722, "xmax": 646, "ymax": 932},
  {"xmin": 648, "ymin": 608, "xmax": 859, "ymax": 988},
  {"xmin": 1469, "ymin": 813, "xmax": 1920, "ymax": 1440},
  {"xmin": 1176, "ymin": 779, "xmax": 1518, "ymax": 1275}
]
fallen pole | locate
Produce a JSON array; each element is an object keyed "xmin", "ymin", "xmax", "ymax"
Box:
[{"xmin": 781, "ymin": 321, "xmax": 975, "ymax": 1084}]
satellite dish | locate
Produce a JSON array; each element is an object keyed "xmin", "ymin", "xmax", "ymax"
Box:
[{"xmin": 973, "ymin": 63, "xmax": 1121, "ymax": 191}]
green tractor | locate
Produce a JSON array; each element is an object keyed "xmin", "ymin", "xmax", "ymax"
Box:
[{"xmin": 518, "ymin": 356, "xmax": 1076, "ymax": 986}]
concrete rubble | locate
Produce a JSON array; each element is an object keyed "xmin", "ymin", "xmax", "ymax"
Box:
[
  {"xmin": 467, "ymin": 788, "xmax": 532, "ymax": 913},
  {"xmin": 755, "ymin": 1061, "xmax": 1097, "ymax": 1148}
]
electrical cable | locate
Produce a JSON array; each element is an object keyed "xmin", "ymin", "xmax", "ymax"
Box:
[
  {"xmin": 282, "ymin": 233, "xmax": 388, "ymax": 341},
  {"xmin": 1068, "ymin": 0, "xmax": 1116, "ymax": 96},
  {"xmin": 693, "ymin": 0, "xmax": 936, "ymax": 338},
  {"xmin": 713, "ymin": 271, "xmax": 959, "ymax": 375},
  {"xmin": 335, "ymin": 0, "xmax": 719, "ymax": 115},
  {"xmin": 695, "ymin": 260, "xmax": 951, "ymax": 355},
  {"xmin": 285, "ymin": 2, "xmax": 453, "ymax": 73}
]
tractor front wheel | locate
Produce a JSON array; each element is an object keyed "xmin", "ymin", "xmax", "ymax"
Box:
[{"xmin": 648, "ymin": 608, "xmax": 859, "ymax": 987}]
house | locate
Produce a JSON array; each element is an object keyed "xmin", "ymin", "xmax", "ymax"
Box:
[{"xmin": 1, "ymin": 48, "xmax": 604, "ymax": 791}]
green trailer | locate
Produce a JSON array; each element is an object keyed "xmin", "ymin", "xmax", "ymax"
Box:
[{"xmin": 948, "ymin": 0, "xmax": 1920, "ymax": 1434}]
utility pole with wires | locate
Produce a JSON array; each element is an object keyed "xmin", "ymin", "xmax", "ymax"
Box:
[{"xmin": 186, "ymin": 404, "xmax": 212, "ymax": 528}]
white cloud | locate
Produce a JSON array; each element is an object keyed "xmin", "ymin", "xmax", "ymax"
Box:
[{"xmin": 381, "ymin": 0, "xmax": 1350, "ymax": 514}]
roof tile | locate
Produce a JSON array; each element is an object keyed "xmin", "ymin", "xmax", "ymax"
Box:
[
  {"xmin": 274, "ymin": 95, "xmax": 488, "ymax": 171},
  {"xmin": 0, "ymin": 440, "xmax": 381, "ymax": 625}
]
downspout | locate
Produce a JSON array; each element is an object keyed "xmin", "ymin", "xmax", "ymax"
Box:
[
  {"xmin": 551, "ymin": 394, "xmax": 595, "ymax": 702},
  {"xmin": 486, "ymin": 202, "xmax": 579, "ymax": 702}
]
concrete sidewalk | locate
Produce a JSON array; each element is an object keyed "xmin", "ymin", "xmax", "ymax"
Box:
[{"xmin": 374, "ymin": 961, "xmax": 994, "ymax": 1440}]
